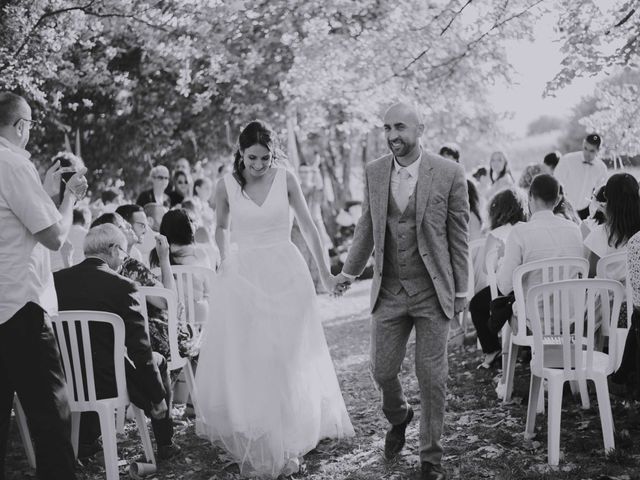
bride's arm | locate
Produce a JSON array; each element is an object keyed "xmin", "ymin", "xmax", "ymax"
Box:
[
  {"xmin": 286, "ymin": 170, "xmax": 333, "ymax": 287},
  {"xmin": 213, "ymin": 179, "xmax": 230, "ymax": 264}
]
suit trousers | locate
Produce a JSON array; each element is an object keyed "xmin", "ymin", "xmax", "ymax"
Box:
[
  {"xmin": 0, "ymin": 302, "xmax": 76, "ymax": 480},
  {"xmin": 371, "ymin": 284, "xmax": 450, "ymax": 465},
  {"xmin": 80, "ymin": 352, "xmax": 174, "ymax": 448}
]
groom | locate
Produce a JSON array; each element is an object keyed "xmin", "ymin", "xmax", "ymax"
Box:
[{"xmin": 335, "ymin": 102, "xmax": 469, "ymax": 480}]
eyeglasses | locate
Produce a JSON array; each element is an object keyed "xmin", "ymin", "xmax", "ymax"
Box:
[
  {"xmin": 153, "ymin": 176, "xmax": 169, "ymax": 180},
  {"xmin": 12, "ymin": 118, "xmax": 40, "ymax": 128}
]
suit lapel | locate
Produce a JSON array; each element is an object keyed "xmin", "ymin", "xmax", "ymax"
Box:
[
  {"xmin": 416, "ymin": 152, "xmax": 435, "ymax": 225},
  {"xmin": 372, "ymin": 156, "xmax": 393, "ymax": 248}
]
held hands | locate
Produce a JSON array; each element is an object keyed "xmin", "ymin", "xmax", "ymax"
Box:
[
  {"xmin": 63, "ymin": 167, "xmax": 89, "ymax": 201},
  {"xmin": 150, "ymin": 399, "xmax": 168, "ymax": 420},
  {"xmin": 325, "ymin": 272, "xmax": 352, "ymax": 297}
]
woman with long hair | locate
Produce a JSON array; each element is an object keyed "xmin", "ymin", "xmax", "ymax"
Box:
[
  {"xmin": 195, "ymin": 121, "xmax": 354, "ymax": 478},
  {"xmin": 584, "ymin": 173, "xmax": 640, "ymax": 277},
  {"xmin": 467, "ymin": 179, "xmax": 484, "ymax": 240},
  {"xmin": 485, "ymin": 151, "xmax": 515, "ymax": 200},
  {"xmin": 469, "ymin": 188, "xmax": 527, "ymax": 368}
]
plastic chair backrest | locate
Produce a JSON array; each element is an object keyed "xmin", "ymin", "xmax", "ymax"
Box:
[
  {"xmin": 512, "ymin": 257, "xmax": 589, "ymax": 340},
  {"xmin": 527, "ymin": 279, "xmax": 624, "ymax": 377},
  {"xmin": 596, "ymin": 251, "xmax": 632, "ymax": 326},
  {"xmin": 171, "ymin": 265, "xmax": 215, "ymax": 330},
  {"xmin": 137, "ymin": 286, "xmax": 187, "ymax": 372},
  {"xmin": 52, "ymin": 311, "xmax": 128, "ymax": 409}
]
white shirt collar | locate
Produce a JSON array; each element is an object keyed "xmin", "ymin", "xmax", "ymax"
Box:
[
  {"xmin": 393, "ymin": 150, "xmax": 422, "ymax": 178},
  {"xmin": 0, "ymin": 135, "xmax": 31, "ymax": 159}
]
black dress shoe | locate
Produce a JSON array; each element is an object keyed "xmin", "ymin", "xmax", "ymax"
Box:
[
  {"xmin": 421, "ymin": 462, "xmax": 446, "ymax": 480},
  {"xmin": 384, "ymin": 406, "xmax": 414, "ymax": 460}
]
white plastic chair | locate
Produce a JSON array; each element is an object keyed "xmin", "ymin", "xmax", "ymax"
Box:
[
  {"xmin": 13, "ymin": 396, "xmax": 35, "ymax": 469},
  {"xmin": 524, "ymin": 279, "xmax": 624, "ymax": 465},
  {"xmin": 52, "ymin": 311, "xmax": 155, "ymax": 480},
  {"xmin": 504, "ymin": 257, "xmax": 589, "ymax": 404},
  {"xmin": 596, "ymin": 251, "xmax": 632, "ymax": 370},
  {"xmin": 170, "ymin": 265, "xmax": 215, "ymax": 339},
  {"xmin": 137, "ymin": 286, "xmax": 201, "ymax": 420}
]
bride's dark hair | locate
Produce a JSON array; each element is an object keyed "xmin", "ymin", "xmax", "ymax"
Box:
[{"xmin": 233, "ymin": 120, "xmax": 276, "ymax": 191}]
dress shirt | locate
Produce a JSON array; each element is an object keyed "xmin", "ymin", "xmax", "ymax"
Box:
[
  {"xmin": 497, "ymin": 210, "xmax": 585, "ymax": 295},
  {"xmin": 626, "ymin": 231, "xmax": 640, "ymax": 308},
  {"xmin": 391, "ymin": 154, "xmax": 421, "ymax": 206},
  {"xmin": 554, "ymin": 151, "xmax": 608, "ymax": 211},
  {"xmin": 0, "ymin": 136, "xmax": 62, "ymax": 323}
]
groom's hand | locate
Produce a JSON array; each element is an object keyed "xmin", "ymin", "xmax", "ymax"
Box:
[
  {"xmin": 454, "ymin": 297, "xmax": 467, "ymax": 315},
  {"xmin": 332, "ymin": 272, "xmax": 352, "ymax": 297}
]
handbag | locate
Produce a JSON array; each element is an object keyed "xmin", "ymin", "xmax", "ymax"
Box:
[{"xmin": 488, "ymin": 292, "xmax": 516, "ymax": 334}]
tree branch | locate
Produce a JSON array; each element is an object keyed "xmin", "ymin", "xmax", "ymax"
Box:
[{"xmin": 440, "ymin": 0, "xmax": 474, "ymax": 36}]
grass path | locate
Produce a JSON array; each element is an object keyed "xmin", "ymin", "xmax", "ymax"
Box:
[{"xmin": 6, "ymin": 280, "xmax": 640, "ymax": 479}]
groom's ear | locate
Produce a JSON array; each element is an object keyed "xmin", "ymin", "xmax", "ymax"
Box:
[{"xmin": 417, "ymin": 123, "xmax": 425, "ymax": 137}]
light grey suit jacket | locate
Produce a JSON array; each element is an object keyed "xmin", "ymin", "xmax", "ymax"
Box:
[{"xmin": 343, "ymin": 151, "xmax": 470, "ymax": 319}]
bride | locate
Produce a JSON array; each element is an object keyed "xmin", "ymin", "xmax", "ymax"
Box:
[{"xmin": 195, "ymin": 120, "xmax": 354, "ymax": 478}]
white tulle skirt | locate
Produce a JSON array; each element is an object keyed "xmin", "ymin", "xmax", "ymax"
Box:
[{"xmin": 195, "ymin": 240, "xmax": 354, "ymax": 478}]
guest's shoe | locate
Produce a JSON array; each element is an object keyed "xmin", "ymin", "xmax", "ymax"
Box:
[
  {"xmin": 421, "ymin": 462, "xmax": 446, "ymax": 480},
  {"xmin": 477, "ymin": 350, "xmax": 501, "ymax": 370},
  {"xmin": 157, "ymin": 442, "xmax": 182, "ymax": 461},
  {"xmin": 384, "ymin": 407, "xmax": 414, "ymax": 460}
]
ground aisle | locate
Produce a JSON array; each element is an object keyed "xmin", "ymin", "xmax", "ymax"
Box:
[{"xmin": 6, "ymin": 280, "xmax": 640, "ymax": 479}]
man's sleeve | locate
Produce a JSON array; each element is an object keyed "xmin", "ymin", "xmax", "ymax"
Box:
[
  {"xmin": 120, "ymin": 281, "xmax": 165, "ymax": 404},
  {"xmin": 2, "ymin": 163, "xmax": 61, "ymax": 234},
  {"xmin": 447, "ymin": 166, "xmax": 470, "ymax": 297},
  {"xmin": 342, "ymin": 167, "xmax": 375, "ymax": 277}
]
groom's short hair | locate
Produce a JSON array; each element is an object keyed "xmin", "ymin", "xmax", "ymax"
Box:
[{"xmin": 529, "ymin": 174, "xmax": 559, "ymax": 205}]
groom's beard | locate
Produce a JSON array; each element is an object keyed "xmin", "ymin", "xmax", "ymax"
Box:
[{"xmin": 388, "ymin": 139, "xmax": 414, "ymax": 157}]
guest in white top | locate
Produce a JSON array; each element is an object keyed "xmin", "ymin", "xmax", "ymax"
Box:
[
  {"xmin": 497, "ymin": 174, "xmax": 585, "ymax": 297},
  {"xmin": 470, "ymin": 188, "xmax": 527, "ymax": 368},
  {"xmin": 580, "ymin": 184, "xmax": 607, "ymax": 239},
  {"xmin": 51, "ymin": 206, "xmax": 91, "ymax": 271},
  {"xmin": 584, "ymin": 173, "xmax": 640, "ymax": 278},
  {"xmin": 553, "ymin": 133, "xmax": 608, "ymax": 220},
  {"xmin": 485, "ymin": 151, "xmax": 515, "ymax": 200}
]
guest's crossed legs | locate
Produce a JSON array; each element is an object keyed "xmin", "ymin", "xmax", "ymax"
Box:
[{"xmin": 371, "ymin": 286, "xmax": 450, "ymax": 465}]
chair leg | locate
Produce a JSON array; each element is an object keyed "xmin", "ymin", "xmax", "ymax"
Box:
[
  {"xmin": 13, "ymin": 397, "xmax": 36, "ymax": 469},
  {"xmin": 536, "ymin": 380, "xmax": 545, "ymax": 414},
  {"xmin": 594, "ymin": 374, "xmax": 615, "ymax": 454},
  {"xmin": 132, "ymin": 406, "xmax": 156, "ymax": 465},
  {"xmin": 116, "ymin": 406, "xmax": 126, "ymax": 434},
  {"xmin": 503, "ymin": 343, "xmax": 519, "ymax": 404},
  {"xmin": 578, "ymin": 378, "xmax": 590, "ymax": 410},
  {"xmin": 70, "ymin": 412, "xmax": 81, "ymax": 459},
  {"xmin": 97, "ymin": 408, "xmax": 120, "ymax": 480},
  {"xmin": 547, "ymin": 377, "xmax": 565, "ymax": 466},
  {"xmin": 525, "ymin": 374, "xmax": 542, "ymax": 438},
  {"xmin": 183, "ymin": 362, "xmax": 202, "ymax": 420},
  {"xmin": 500, "ymin": 325, "xmax": 512, "ymax": 377}
]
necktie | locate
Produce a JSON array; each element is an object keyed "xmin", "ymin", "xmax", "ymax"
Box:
[{"xmin": 396, "ymin": 168, "xmax": 411, "ymax": 212}]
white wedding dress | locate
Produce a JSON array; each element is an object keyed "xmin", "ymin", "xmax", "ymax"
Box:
[{"xmin": 195, "ymin": 168, "xmax": 354, "ymax": 478}]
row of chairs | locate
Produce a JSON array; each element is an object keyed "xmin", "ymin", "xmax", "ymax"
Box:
[
  {"xmin": 13, "ymin": 265, "xmax": 216, "ymax": 479},
  {"xmin": 466, "ymin": 241, "xmax": 631, "ymax": 465}
]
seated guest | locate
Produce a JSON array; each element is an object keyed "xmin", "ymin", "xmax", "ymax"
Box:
[
  {"xmin": 53, "ymin": 224, "xmax": 180, "ymax": 460},
  {"xmin": 543, "ymin": 151, "xmax": 560, "ymax": 173},
  {"xmin": 89, "ymin": 213, "xmax": 183, "ymax": 359},
  {"xmin": 517, "ymin": 163, "xmax": 550, "ymax": 191},
  {"xmin": 497, "ymin": 174, "xmax": 585, "ymax": 298},
  {"xmin": 470, "ymin": 188, "xmax": 527, "ymax": 368},
  {"xmin": 116, "ymin": 204, "xmax": 148, "ymax": 264},
  {"xmin": 580, "ymin": 184, "xmax": 607, "ymax": 238},
  {"xmin": 439, "ymin": 143, "xmax": 460, "ymax": 163},
  {"xmin": 192, "ymin": 177, "xmax": 216, "ymax": 232},
  {"xmin": 137, "ymin": 166, "xmax": 172, "ymax": 209},
  {"xmin": 50, "ymin": 206, "xmax": 91, "ymax": 272},
  {"xmin": 99, "ymin": 188, "xmax": 121, "ymax": 214},
  {"xmin": 141, "ymin": 202, "xmax": 167, "ymax": 262},
  {"xmin": 471, "ymin": 166, "xmax": 491, "ymax": 198},
  {"xmin": 584, "ymin": 173, "xmax": 640, "ymax": 278},
  {"xmin": 612, "ymin": 227, "xmax": 640, "ymax": 398},
  {"xmin": 553, "ymin": 185, "xmax": 581, "ymax": 225}
]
